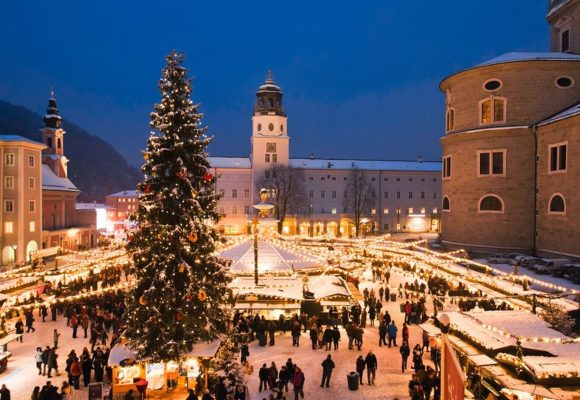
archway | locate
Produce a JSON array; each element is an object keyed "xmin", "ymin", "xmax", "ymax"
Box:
[
  {"xmin": 26, "ymin": 240, "xmax": 38, "ymax": 263},
  {"xmin": 2, "ymin": 246, "xmax": 15, "ymax": 265}
]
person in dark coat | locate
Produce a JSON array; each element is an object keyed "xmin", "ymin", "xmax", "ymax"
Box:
[
  {"xmin": 323, "ymin": 326, "xmax": 333, "ymax": 351},
  {"xmin": 46, "ymin": 348, "xmax": 59, "ymax": 378},
  {"xmin": 291, "ymin": 321, "xmax": 301, "ymax": 347},
  {"xmin": 355, "ymin": 355, "xmax": 365, "ymax": 384},
  {"xmin": 292, "ymin": 367, "xmax": 305, "ymax": 400},
  {"xmin": 14, "ymin": 319, "xmax": 23, "ymax": 342},
  {"xmin": 25, "ymin": 310, "xmax": 35, "ymax": 332},
  {"xmin": 268, "ymin": 320, "xmax": 276, "ymax": 346},
  {"xmin": 332, "ymin": 326, "xmax": 340, "ymax": 350},
  {"xmin": 80, "ymin": 348, "xmax": 92, "ymax": 387},
  {"xmin": 258, "ymin": 363, "xmax": 269, "ymax": 392},
  {"xmin": 0, "ymin": 384, "xmax": 10, "ymax": 400},
  {"xmin": 400, "ymin": 341, "xmax": 411, "ymax": 372},
  {"xmin": 365, "ymin": 350, "xmax": 378, "ymax": 385},
  {"xmin": 309, "ymin": 326, "xmax": 318, "ymax": 350},
  {"xmin": 379, "ymin": 320, "xmax": 388, "ymax": 347},
  {"xmin": 214, "ymin": 379, "xmax": 227, "ymax": 400},
  {"xmin": 320, "ymin": 355, "xmax": 335, "ymax": 388},
  {"xmin": 278, "ymin": 365, "xmax": 290, "ymax": 393}
]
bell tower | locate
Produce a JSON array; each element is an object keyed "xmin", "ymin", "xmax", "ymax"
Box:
[
  {"xmin": 40, "ymin": 91, "xmax": 69, "ymax": 178},
  {"xmin": 547, "ymin": 0, "xmax": 580, "ymax": 54}
]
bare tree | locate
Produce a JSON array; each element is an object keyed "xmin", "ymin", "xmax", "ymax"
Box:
[
  {"xmin": 257, "ymin": 165, "xmax": 306, "ymax": 234},
  {"xmin": 343, "ymin": 168, "xmax": 373, "ymax": 237}
]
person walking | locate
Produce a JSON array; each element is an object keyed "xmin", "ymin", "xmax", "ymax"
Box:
[
  {"xmin": 268, "ymin": 320, "xmax": 276, "ymax": 346},
  {"xmin": 0, "ymin": 384, "xmax": 10, "ymax": 400},
  {"xmin": 402, "ymin": 323, "xmax": 410, "ymax": 344},
  {"xmin": 25, "ymin": 310, "xmax": 35, "ymax": 333},
  {"xmin": 41, "ymin": 346, "xmax": 50, "ymax": 376},
  {"xmin": 332, "ymin": 326, "xmax": 340, "ymax": 350},
  {"xmin": 69, "ymin": 357, "xmax": 81, "ymax": 390},
  {"xmin": 323, "ymin": 326, "xmax": 333, "ymax": 351},
  {"xmin": 379, "ymin": 320, "xmax": 388, "ymax": 347},
  {"xmin": 320, "ymin": 355, "xmax": 335, "ymax": 388},
  {"xmin": 15, "ymin": 318, "xmax": 24, "ymax": 342},
  {"xmin": 35, "ymin": 347, "xmax": 43, "ymax": 375},
  {"xmin": 81, "ymin": 314, "xmax": 89, "ymax": 339},
  {"xmin": 413, "ymin": 344, "xmax": 424, "ymax": 372},
  {"xmin": 53, "ymin": 329, "xmax": 60, "ymax": 349},
  {"xmin": 365, "ymin": 350, "xmax": 378, "ymax": 385},
  {"xmin": 379, "ymin": 286, "xmax": 384, "ymax": 302},
  {"xmin": 309, "ymin": 325, "xmax": 318, "ymax": 350},
  {"xmin": 47, "ymin": 347, "xmax": 59, "ymax": 378},
  {"xmin": 80, "ymin": 348, "xmax": 92, "ymax": 387},
  {"xmin": 291, "ymin": 321, "xmax": 301, "ymax": 347},
  {"xmin": 400, "ymin": 341, "xmax": 410, "ymax": 373},
  {"xmin": 258, "ymin": 363, "xmax": 269, "ymax": 392},
  {"xmin": 369, "ymin": 307, "xmax": 376, "ymax": 327},
  {"xmin": 388, "ymin": 321, "xmax": 398, "ymax": 347},
  {"xmin": 355, "ymin": 355, "xmax": 365, "ymax": 385},
  {"xmin": 292, "ymin": 366, "xmax": 305, "ymax": 400},
  {"xmin": 30, "ymin": 386, "xmax": 40, "ymax": 400},
  {"xmin": 422, "ymin": 331, "xmax": 430, "ymax": 353},
  {"xmin": 268, "ymin": 362, "xmax": 278, "ymax": 390}
]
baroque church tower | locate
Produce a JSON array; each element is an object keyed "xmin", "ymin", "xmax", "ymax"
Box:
[{"xmin": 40, "ymin": 92, "xmax": 70, "ymax": 178}]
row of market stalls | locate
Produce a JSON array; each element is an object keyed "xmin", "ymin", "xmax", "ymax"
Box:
[
  {"xmin": 420, "ymin": 310, "xmax": 580, "ymax": 400},
  {"xmin": 230, "ymin": 275, "xmax": 354, "ymax": 319}
]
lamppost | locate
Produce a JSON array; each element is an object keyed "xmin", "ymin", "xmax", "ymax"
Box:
[
  {"xmin": 252, "ymin": 189, "xmax": 275, "ymax": 286},
  {"xmin": 11, "ymin": 245, "xmax": 17, "ymax": 266}
]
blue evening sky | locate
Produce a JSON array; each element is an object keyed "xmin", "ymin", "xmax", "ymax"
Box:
[{"xmin": 0, "ymin": 1, "xmax": 550, "ymax": 167}]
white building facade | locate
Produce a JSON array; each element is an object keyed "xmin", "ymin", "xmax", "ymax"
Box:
[{"xmin": 209, "ymin": 75, "xmax": 442, "ymax": 236}]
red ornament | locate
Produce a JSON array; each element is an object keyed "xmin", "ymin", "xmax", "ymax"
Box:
[
  {"xmin": 186, "ymin": 294, "xmax": 192, "ymax": 302},
  {"xmin": 176, "ymin": 312, "xmax": 183, "ymax": 321},
  {"xmin": 144, "ymin": 184, "xmax": 151, "ymax": 194},
  {"xmin": 203, "ymin": 172, "xmax": 213, "ymax": 182},
  {"xmin": 177, "ymin": 170, "xmax": 186, "ymax": 180}
]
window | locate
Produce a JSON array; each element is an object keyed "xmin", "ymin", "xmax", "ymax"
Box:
[
  {"xmin": 28, "ymin": 155, "xmax": 35, "ymax": 167},
  {"xmin": 407, "ymin": 208, "xmax": 413, "ymax": 214},
  {"xmin": 483, "ymin": 79, "xmax": 502, "ymax": 91},
  {"xmin": 443, "ymin": 156, "xmax": 452, "ymax": 179},
  {"xmin": 332, "ymin": 191, "xmax": 336, "ymax": 199},
  {"xmin": 4, "ymin": 200, "xmax": 14, "ymax": 212},
  {"xmin": 479, "ymin": 195, "xmax": 504, "ymax": 213},
  {"xmin": 244, "ymin": 205, "xmax": 250, "ymax": 214},
  {"xmin": 266, "ymin": 143, "xmax": 276, "ymax": 152},
  {"xmin": 232, "ymin": 189, "xmax": 237, "ymax": 198},
  {"xmin": 384, "ymin": 223, "xmax": 389, "ymax": 230},
  {"xmin": 371, "ymin": 208, "xmax": 376, "ymax": 215},
  {"xmin": 383, "ymin": 208, "xmax": 389, "ymax": 214},
  {"xmin": 442, "ymin": 196, "xmax": 450, "ymax": 212},
  {"xmin": 272, "ymin": 154, "xmax": 278, "ymax": 163},
  {"xmin": 555, "ymin": 76, "xmax": 574, "ymax": 89},
  {"xmin": 321, "ymin": 177, "xmax": 325, "ymax": 181},
  {"xmin": 332, "ymin": 176, "xmax": 336, "ymax": 181},
  {"xmin": 321, "ymin": 191, "xmax": 325, "ymax": 199},
  {"xmin": 433, "ymin": 192, "xmax": 438, "ymax": 199},
  {"xmin": 446, "ymin": 108, "xmax": 455, "ymax": 131},
  {"xmin": 421, "ymin": 178, "xmax": 425, "ymax": 182},
  {"xmin": 309, "ymin": 177, "xmax": 313, "ymax": 181},
  {"xmin": 57, "ymin": 138, "xmax": 62, "ymax": 149},
  {"xmin": 309, "ymin": 190, "xmax": 314, "ymax": 199},
  {"xmin": 396, "ymin": 224, "xmax": 401, "ymax": 231},
  {"xmin": 409, "ymin": 178, "xmax": 413, "ymax": 182},
  {"xmin": 47, "ymin": 137, "xmax": 53, "ymax": 148},
  {"xmin": 244, "ymin": 189, "xmax": 250, "ymax": 198},
  {"xmin": 396, "ymin": 178, "xmax": 400, "ymax": 182},
  {"xmin": 331, "ymin": 208, "xmax": 337, "ymax": 214},
  {"xmin": 4, "ymin": 222, "xmax": 13, "ymax": 234},
  {"xmin": 549, "ymin": 194, "xmax": 566, "ymax": 214},
  {"xmin": 5, "ymin": 153, "xmax": 14, "ymax": 166},
  {"xmin": 396, "ymin": 208, "xmax": 401, "ymax": 214},
  {"xmin": 384, "ymin": 191, "xmax": 388, "ymax": 199},
  {"xmin": 343, "ymin": 177, "xmax": 348, "ymax": 181},
  {"xmin": 4, "ymin": 176, "xmax": 14, "ymax": 189},
  {"xmin": 479, "ymin": 97, "xmax": 506, "ymax": 124},
  {"xmin": 257, "ymin": 123, "xmax": 262, "ymax": 132},
  {"xmin": 433, "ymin": 178, "xmax": 437, "ymax": 182},
  {"xmin": 432, "ymin": 207, "xmax": 438, "ymax": 214},
  {"xmin": 561, "ymin": 29, "xmax": 570, "ymax": 52},
  {"xmin": 384, "ymin": 177, "xmax": 389, "ymax": 181},
  {"xmin": 29, "ymin": 221, "xmax": 36, "ymax": 233},
  {"xmin": 371, "ymin": 191, "xmax": 376, "ymax": 199},
  {"xmin": 265, "ymin": 154, "xmax": 270, "ymax": 163},
  {"xmin": 549, "ymin": 142, "xmax": 567, "ymax": 173},
  {"xmin": 232, "ymin": 205, "xmax": 237, "ymax": 214},
  {"xmin": 409, "ymin": 192, "xmax": 413, "ymax": 199},
  {"xmin": 371, "ymin": 177, "xmax": 376, "ymax": 182},
  {"xmin": 421, "ymin": 192, "xmax": 425, "ymax": 199},
  {"xmin": 29, "ymin": 200, "xmax": 35, "ymax": 212},
  {"xmin": 478, "ymin": 150, "xmax": 506, "ymax": 176}
]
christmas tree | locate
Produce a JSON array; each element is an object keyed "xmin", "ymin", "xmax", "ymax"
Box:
[{"xmin": 124, "ymin": 51, "xmax": 231, "ymax": 361}]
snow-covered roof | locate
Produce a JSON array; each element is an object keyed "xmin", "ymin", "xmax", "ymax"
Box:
[
  {"xmin": 0, "ymin": 134, "xmax": 45, "ymax": 147},
  {"xmin": 476, "ymin": 52, "xmax": 580, "ymax": 68},
  {"xmin": 42, "ymin": 164, "xmax": 79, "ymax": 192},
  {"xmin": 76, "ymin": 203, "xmax": 108, "ymax": 210},
  {"xmin": 208, "ymin": 157, "xmax": 252, "ymax": 169},
  {"xmin": 547, "ymin": 0, "xmax": 571, "ymax": 17},
  {"xmin": 538, "ymin": 102, "xmax": 580, "ymax": 126},
  {"xmin": 289, "ymin": 158, "xmax": 442, "ymax": 172},
  {"xmin": 230, "ymin": 277, "xmax": 304, "ymax": 301},
  {"xmin": 107, "ymin": 190, "xmax": 138, "ymax": 198},
  {"xmin": 307, "ymin": 275, "xmax": 350, "ymax": 299}
]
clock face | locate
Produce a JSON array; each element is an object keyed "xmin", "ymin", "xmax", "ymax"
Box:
[{"xmin": 269, "ymin": 123, "xmax": 274, "ymax": 132}]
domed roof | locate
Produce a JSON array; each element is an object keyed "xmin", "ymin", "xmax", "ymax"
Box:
[{"xmin": 257, "ymin": 70, "xmax": 282, "ymax": 94}]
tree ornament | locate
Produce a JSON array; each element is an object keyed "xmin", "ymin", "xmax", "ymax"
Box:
[
  {"xmin": 139, "ymin": 296, "xmax": 147, "ymax": 305},
  {"xmin": 176, "ymin": 312, "xmax": 184, "ymax": 321},
  {"xmin": 177, "ymin": 169, "xmax": 186, "ymax": 180},
  {"xmin": 144, "ymin": 153, "xmax": 150, "ymax": 161},
  {"xmin": 179, "ymin": 263, "xmax": 186, "ymax": 273},
  {"xmin": 197, "ymin": 290, "xmax": 207, "ymax": 302},
  {"xmin": 144, "ymin": 184, "xmax": 151, "ymax": 194},
  {"xmin": 203, "ymin": 172, "xmax": 213, "ymax": 182},
  {"xmin": 188, "ymin": 232, "xmax": 198, "ymax": 243},
  {"xmin": 186, "ymin": 294, "xmax": 193, "ymax": 302}
]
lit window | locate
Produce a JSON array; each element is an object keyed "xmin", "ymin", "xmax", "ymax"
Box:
[
  {"xmin": 4, "ymin": 222, "xmax": 13, "ymax": 234},
  {"xmin": 4, "ymin": 200, "xmax": 14, "ymax": 212},
  {"xmin": 421, "ymin": 208, "xmax": 425, "ymax": 214},
  {"xmin": 5, "ymin": 153, "xmax": 15, "ymax": 166},
  {"xmin": 479, "ymin": 97, "xmax": 506, "ymax": 125},
  {"xmin": 446, "ymin": 108, "xmax": 455, "ymax": 132},
  {"xmin": 331, "ymin": 208, "xmax": 337, "ymax": 214},
  {"xmin": 432, "ymin": 207, "xmax": 438, "ymax": 214},
  {"xmin": 371, "ymin": 208, "xmax": 376, "ymax": 215},
  {"xmin": 396, "ymin": 223, "xmax": 401, "ymax": 231},
  {"xmin": 396, "ymin": 208, "xmax": 401, "ymax": 214},
  {"xmin": 4, "ymin": 176, "xmax": 14, "ymax": 189},
  {"xmin": 383, "ymin": 208, "xmax": 389, "ymax": 214},
  {"xmin": 549, "ymin": 194, "xmax": 566, "ymax": 214},
  {"xmin": 443, "ymin": 156, "xmax": 452, "ymax": 179},
  {"xmin": 407, "ymin": 208, "xmax": 413, "ymax": 214},
  {"xmin": 549, "ymin": 142, "xmax": 567, "ymax": 173},
  {"xmin": 29, "ymin": 221, "xmax": 36, "ymax": 233},
  {"xmin": 479, "ymin": 195, "xmax": 504, "ymax": 213},
  {"xmin": 478, "ymin": 150, "xmax": 506, "ymax": 176}
]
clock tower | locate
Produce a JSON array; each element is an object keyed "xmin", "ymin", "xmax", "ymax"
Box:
[{"xmin": 251, "ymin": 72, "xmax": 290, "ymax": 190}]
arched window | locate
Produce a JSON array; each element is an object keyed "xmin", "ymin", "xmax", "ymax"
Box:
[
  {"xmin": 549, "ymin": 194, "xmax": 566, "ymax": 214},
  {"xmin": 46, "ymin": 137, "xmax": 53, "ymax": 148},
  {"xmin": 479, "ymin": 195, "xmax": 504, "ymax": 213},
  {"xmin": 479, "ymin": 96, "xmax": 506, "ymax": 125},
  {"xmin": 442, "ymin": 196, "xmax": 450, "ymax": 212},
  {"xmin": 57, "ymin": 138, "xmax": 62, "ymax": 149}
]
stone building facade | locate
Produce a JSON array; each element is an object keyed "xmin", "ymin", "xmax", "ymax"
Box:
[
  {"xmin": 440, "ymin": 0, "xmax": 580, "ymax": 258},
  {"xmin": 210, "ymin": 74, "xmax": 442, "ymax": 236}
]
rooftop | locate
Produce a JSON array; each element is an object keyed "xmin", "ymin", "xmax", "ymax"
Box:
[
  {"xmin": 107, "ymin": 190, "xmax": 138, "ymax": 198},
  {"xmin": 538, "ymin": 101, "xmax": 580, "ymax": 126},
  {"xmin": 0, "ymin": 134, "xmax": 45, "ymax": 147},
  {"xmin": 42, "ymin": 164, "xmax": 79, "ymax": 192},
  {"xmin": 476, "ymin": 52, "xmax": 580, "ymax": 68},
  {"xmin": 208, "ymin": 156, "xmax": 252, "ymax": 169}
]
